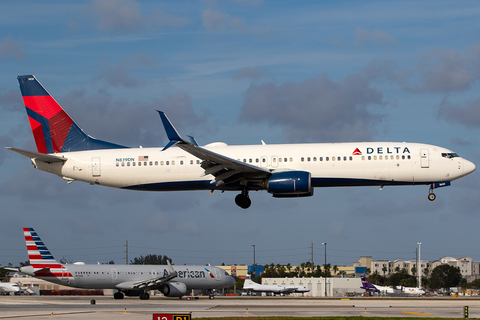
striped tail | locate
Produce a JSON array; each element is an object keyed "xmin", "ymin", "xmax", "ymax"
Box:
[
  {"xmin": 23, "ymin": 227, "xmax": 68, "ymax": 277},
  {"xmin": 17, "ymin": 75, "xmax": 128, "ymax": 153}
]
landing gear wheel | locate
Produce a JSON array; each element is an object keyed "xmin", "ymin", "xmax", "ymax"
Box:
[
  {"xmin": 139, "ymin": 292, "xmax": 150, "ymax": 300},
  {"xmin": 209, "ymin": 294, "xmax": 214, "ymax": 300},
  {"xmin": 235, "ymin": 193, "xmax": 251, "ymax": 209},
  {"xmin": 114, "ymin": 292, "xmax": 124, "ymax": 299},
  {"xmin": 428, "ymin": 192, "xmax": 436, "ymax": 201}
]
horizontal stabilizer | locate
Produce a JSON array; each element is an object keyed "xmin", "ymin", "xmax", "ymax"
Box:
[{"xmin": 6, "ymin": 147, "xmax": 67, "ymax": 163}]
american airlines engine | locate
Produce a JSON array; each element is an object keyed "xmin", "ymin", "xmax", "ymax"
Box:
[{"xmin": 7, "ymin": 75, "xmax": 476, "ymax": 209}]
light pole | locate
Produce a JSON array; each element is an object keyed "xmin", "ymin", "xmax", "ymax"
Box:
[
  {"xmin": 322, "ymin": 242, "xmax": 327, "ymax": 297},
  {"xmin": 252, "ymin": 245, "xmax": 256, "ymax": 278},
  {"xmin": 417, "ymin": 242, "xmax": 422, "ymax": 288}
]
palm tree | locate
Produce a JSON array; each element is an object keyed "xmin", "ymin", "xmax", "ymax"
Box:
[
  {"xmin": 382, "ymin": 266, "xmax": 387, "ymax": 277},
  {"xmin": 286, "ymin": 263, "xmax": 292, "ymax": 275},
  {"xmin": 332, "ymin": 265, "xmax": 338, "ymax": 276}
]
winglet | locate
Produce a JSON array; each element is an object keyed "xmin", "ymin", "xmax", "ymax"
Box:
[
  {"xmin": 167, "ymin": 260, "xmax": 177, "ymax": 278},
  {"xmin": 157, "ymin": 111, "xmax": 186, "ymax": 151}
]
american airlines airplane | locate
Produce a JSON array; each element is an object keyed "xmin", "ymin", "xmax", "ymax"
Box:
[
  {"xmin": 243, "ymin": 277, "xmax": 310, "ymax": 295},
  {"xmin": 7, "ymin": 75, "xmax": 476, "ymax": 209},
  {"xmin": 11, "ymin": 228, "xmax": 234, "ymax": 300}
]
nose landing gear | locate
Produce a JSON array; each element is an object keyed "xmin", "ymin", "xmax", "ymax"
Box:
[
  {"xmin": 235, "ymin": 190, "xmax": 251, "ymax": 209},
  {"xmin": 428, "ymin": 189, "xmax": 436, "ymax": 201}
]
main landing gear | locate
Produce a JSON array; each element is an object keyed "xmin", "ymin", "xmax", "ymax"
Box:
[
  {"xmin": 235, "ymin": 190, "xmax": 251, "ymax": 209},
  {"xmin": 139, "ymin": 292, "xmax": 150, "ymax": 300},
  {"xmin": 113, "ymin": 291, "xmax": 124, "ymax": 299}
]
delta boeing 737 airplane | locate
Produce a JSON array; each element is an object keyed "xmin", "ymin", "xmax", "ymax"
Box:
[
  {"xmin": 7, "ymin": 75, "xmax": 476, "ymax": 208},
  {"xmin": 7, "ymin": 228, "xmax": 234, "ymax": 300}
]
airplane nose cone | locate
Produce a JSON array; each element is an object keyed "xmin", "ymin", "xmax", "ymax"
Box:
[
  {"xmin": 227, "ymin": 275, "xmax": 235, "ymax": 287},
  {"xmin": 464, "ymin": 159, "xmax": 476, "ymax": 175}
]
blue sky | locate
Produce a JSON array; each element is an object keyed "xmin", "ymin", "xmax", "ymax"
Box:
[{"xmin": 1, "ymin": 0, "xmax": 480, "ymax": 269}]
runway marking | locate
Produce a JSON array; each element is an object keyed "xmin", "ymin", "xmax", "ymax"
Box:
[{"xmin": 400, "ymin": 311, "xmax": 435, "ymax": 316}]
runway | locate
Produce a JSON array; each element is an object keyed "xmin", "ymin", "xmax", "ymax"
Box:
[{"xmin": 1, "ymin": 296, "xmax": 479, "ymax": 319}]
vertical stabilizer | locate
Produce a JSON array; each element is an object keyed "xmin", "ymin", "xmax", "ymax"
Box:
[
  {"xmin": 23, "ymin": 227, "xmax": 67, "ymax": 277},
  {"xmin": 17, "ymin": 75, "xmax": 127, "ymax": 153}
]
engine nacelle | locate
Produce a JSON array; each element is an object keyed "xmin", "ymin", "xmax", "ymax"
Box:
[
  {"xmin": 267, "ymin": 171, "xmax": 312, "ymax": 196},
  {"xmin": 160, "ymin": 282, "xmax": 187, "ymax": 297}
]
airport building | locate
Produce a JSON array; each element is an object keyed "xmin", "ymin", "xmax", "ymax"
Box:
[{"xmin": 354, "ymin": 256, "xmax": 480, "ymax": 281}]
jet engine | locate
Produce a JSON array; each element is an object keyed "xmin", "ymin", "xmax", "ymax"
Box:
[
  {"xmin": 267, "ymin": 171, "xmax": 313, "ymax": 197},
  {"xmin": 160, "ymin": 282, "xmax": 187, "ymax": 297}
]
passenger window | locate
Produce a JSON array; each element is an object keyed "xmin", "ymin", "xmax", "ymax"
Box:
[
  {"xmin": 332, "ymin": 157, "xmax": 335, "ymax": 161},
  {"xmin": 343, "ymin": 156, "xmax": 347, "ymax": 161},
  {"xmin": 155, "ymin": 161, "xmax": 158, "ymax": 166},
  {"xmin": 116, "ymin": 163, "xmax": 119, "ymax": 167},
  {"xmin": 172, "ymin": 161, "xmax": 175, "ymax": 165},
  {"xmin": 197, "ymin": 160, "xmax": 200, "ymax": 164},
  {"xmin": 149, "ymin": 161, "xmax": 153, "ymax": 166},
  {"xmin": 127, "ymin": 162, "xmax": 130, "ymax": 166},
  {"xmin": 319, "ymin": 157, "xmax": 323, "ymax": 161},
  {"xmin": 313, "ymin": 157, "xmax": 317, "ymax": 161},
  {"xmin": 262, "ymin": 158, "xmax": 266, "ymax": 163},
  {"xmin": 256, "ymin": 158, "xmax": 259, "ymax": 163},
  {"xmin": 144, "ymin": 161, "xmax": 147, "ymax": 166},
  {"xmin": 307, "ymin": 157, "xmax": 310, "ymax": 162},
  {"xmin": 396, "ymin": 155, "xmax": 399, "ymax": 160},
  {"xmin": 249, "ymin": 159, "xmax": 252, "ymax": 163},
  {"xmin": 121, "ymin": 162, "xmax": 125, "ymax": 166},
  {"xmin": 391, "ymin": 155, "xmax": 394, "ymax": 160},
  {"xmin": 402, "ymin": 155, "xmax": 405, "ymax": 160},
  {"xmin": 279, "ymin": 158, "xmax": 282, "ymax": 162},
  {"xmin": 138, "ymin": 162, "xmax": 141, "ymax": 166},
  {"xmin": 180, "ymin": 160, "xmax": 184, "ymax": 165},
  {"xmin": 273, "ymin": 158, "xmax": 276, "ymax": 162},
  {"xmin": 301, "ymin": 157, "xmax": 305, "ymax": 162},
  {"xmin": 326, "ymin": 157, "xmax": 329, "ymax": 161},
  {"xmin": 132, "ymin": 162, "xmax": 136, "ymax": 166},
  {"xmin": 289, "ymin": 158, "xmax": 293, "ymax": 162},
  {"xmin": 166, "ymin": 161, "xmax": 169, "ymax": 165},
  {"xmin": 374, "ymin": 156, "xmax": 377, "ymax": 160},
  {"xmin": 349, "ymin": 156, "xmax": 352, "ymax": 161},
  {"xmin": 379, "ymin": 156, "xmax": 382, "ymax": 160},
  {"xmin": 362, "ymin": 156, "xmax": 365, "ymax": 160},
  {"xmin": 368, "ymin": 156, "xmax": 371, "ymax": 160},
  {"xmin": 190, "ymin": 160, "xmax": 193, "ymax": 165}
]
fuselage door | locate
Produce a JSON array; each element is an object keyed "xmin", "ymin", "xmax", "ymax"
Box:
[
  {"xmin": 152, "ymin": 269, "xmax": 157, "ymax": 278},
  {"xmin": 213, "ymin": 268, "xmax": 221, "ymax": 281},
  {"xmin": 111, "ymin": 269, "xmax": 117, "ymax": 280},
  {"xmin": 420, "ymin": 149, "xmax": 429, "ymax": 168},
  {"xmin": 92, "ymin": 157, "xmax": 101, "ymax": 176}
]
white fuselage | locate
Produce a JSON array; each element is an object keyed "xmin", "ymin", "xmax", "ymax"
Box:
[{"xmin": 34, "ymin": 142, "xmax": 474, "ymax": 192}]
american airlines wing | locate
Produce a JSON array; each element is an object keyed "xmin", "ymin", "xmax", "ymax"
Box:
[
  {"xmin": 116, "ymin": 260, "xmax": 178, "ymax": 290},
  {"xmin": 158, "ymin": 111, "xmax": 271, "ymax": 187}
]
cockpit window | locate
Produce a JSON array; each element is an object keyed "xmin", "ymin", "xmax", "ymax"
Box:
[{"xmin": 442, "ymin": 153, "xmax": 459, "ymax": 159}]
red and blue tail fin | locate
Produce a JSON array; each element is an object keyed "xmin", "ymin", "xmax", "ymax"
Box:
[
  {"xmin": 23, "ymin": 227, "xmax": 68, "ymax": 277},
  {"xmin": 18, "ymin": 75, "xmax": 128, "ymax": 153}
]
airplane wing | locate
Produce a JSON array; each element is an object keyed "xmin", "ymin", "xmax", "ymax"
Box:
[
  {"xmin": 6, "ymin": 147, "xmax": 67, "ymax": 163},
  {"xmin": 115, "ymin": 261, "xmax": 178, "ymax": 290},
  {"xmin": 158, "ymin": 111, "xmax": 271, "ymax": 188}
]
